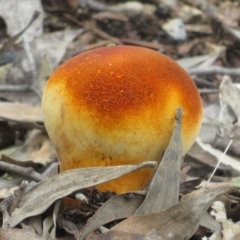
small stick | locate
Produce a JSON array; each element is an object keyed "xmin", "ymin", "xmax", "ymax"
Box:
[
  {"xmin": 199, "ymin": 89, "xmax": 219, "ymax": 94},
  {"xmin": 64, "ymin": 13, "xmax": 122, "ymax": 45},
  {"xmin": 0, "ymin": 85, "xmax": 32, "ymax": 92},
  {"xmin": 120, "ymin": 38, "xmax": 165, "ymax": 50},
  {"xmin": 189, "ymin": 66, "xmax": 240, "ymax": 76},
  {"xmin": 0, "ymin": 160, "xmax": 46, "ymax": 182}
]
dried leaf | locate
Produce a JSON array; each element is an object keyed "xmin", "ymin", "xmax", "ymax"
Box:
[
  {"xmin": 42, "ymin": 200, "xmax": 60, "ymax": 239},
  {"xmin": 211, "ymin": 200, "xmax": 240, "ymax": 239},
  {"xmin": 200, "ymin": 213, "xmax": 221, "ymax": 232},
  {"xmin": 0, "ymin": 177, "xmax": 21, "ymax": 199},
  {"xmin": 0, "ymin": 0, "xmax": 43, "ymax": 40},
  {"xmin": 134, "ymin": 108, "xmax": 182, "ymax": 215},
  {"xmin": 9, "ymin": 130, "xmax": 55, "ymax": 165},
  {"xmin": 53, "ymin": 200, "xmax": 61, "ymax": 237},
  {"xmin": 9, "ymin": 161, "xmax": 156, "ymax": 227},
  {"xmin": 112, "ymin": 184, "xmax": 237, "ymax": 240},
  {"xmin": 88, "ymin": 230, "xmax": 175, "ymax": 240},
  {"xmin": 0, "ymin": 102, "xmax": 43, "ymax": 128},
  {"xmin": 180, "ymin": 179, "xmax": 203, "ymax": 194},
  {"xmin": 0, "ymin": 228, "xmax": 46, "ymax": 240},
  {"xmin": 21, "ymin": 220, "xmax": 37, "ymax": 234},
  {"xmin": 229, "ymin": 28, "xmax": 240, "ymax": 41},
  {"xmin": 60, "ymin": 217, "xmax": 80, "ymax": 239},
  {"xmin": 0, "ymin": 9, "xmax": 41, "ymax": 65},
  {"xmin": 35, "ymin": 29, "xmax": 84, "ymax": 68},
  {"xmin": 177, "ymin": 54, "xmax": 218, "ymax": 70},
  {"xmin": 219, "ymin": 75, "xmax": 240, "ymax": 124},
  {"xmin": 37, "ymin": 55, "xmax": 53, "ymax": 95},
  {"xmin": 79, "ymin": 192, "xmax": 145, "ymax": 240},
  {"xmin": 29, "ymin": 216, "xmax": 43, "ymax": 236},
  {"xmin": 196, "ymin": 138, "xmax": 240, "ymax": 172},
  {"xmin": 42, "ymin": 216, "xmax": 54, "ymax": 239}
]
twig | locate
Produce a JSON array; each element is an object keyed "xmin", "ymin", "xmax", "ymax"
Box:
[
  {"xmin": 82, "ymin": 40, "xmax": 116, "ymax": 52},
  {"xmin": 0, "ymin": 85, "xmax": 32, "ymax": 92},
  {"xmin": 0, "ymin": 160, "xmax": 46, "ymax": 182},
  {"xmin": 64, "ymin": 13, "xmax": 122, "ymax": 45},
  {"xmin": 120, "ymin": 38, "xmax": 165, "ymax": 50},
  {"xmin": 199, "ymin": 89, "xmax": 219, "ymax": 94},
  {"xmin": 204, "ymin": 139, "xmax": 233, "ymax": 189},
  {"xmin": 189, "ymin": 66, "xmax": 240, "ymax": 76},
  {"xmin": 194, "ymin": 78, "xmax": 218, "ymax": 88}
]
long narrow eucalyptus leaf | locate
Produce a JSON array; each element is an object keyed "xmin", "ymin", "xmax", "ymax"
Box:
[{"xmin": 10, "ymin": 161, "xmax": 156, "ymax": 227}]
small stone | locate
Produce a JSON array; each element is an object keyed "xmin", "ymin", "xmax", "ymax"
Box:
[{"xmin": 162, "ymin": 18, "xmax": 187, "ymax": 41}]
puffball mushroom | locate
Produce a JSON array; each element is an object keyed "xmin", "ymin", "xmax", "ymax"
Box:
[{"xmin": 42, "ymin": 45, "xmax": 202, "ymax": 193}]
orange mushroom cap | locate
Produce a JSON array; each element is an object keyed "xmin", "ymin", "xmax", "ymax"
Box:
[{"xmin": 42, "ymin": 45, "xmax": 203, "ymax": 193}]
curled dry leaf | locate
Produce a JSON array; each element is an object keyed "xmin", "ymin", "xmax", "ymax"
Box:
[
  {"xmin": 111, "ymin": 183, "xmax": 237, "ymax": 240},
  {"xmin": 28, "ymin": 216, "xmax": 43, "ymax": 236},
  {"xmin": 59, "ymin": 217, "xmax": 80, "ymax": 239},
  {"xmin": 42, "ymin": 200, "xmax": 61, "ymax": 239},
  {"xmin": 9, "ymin": 161, "xmax": 156, "ymax": 227},
  {"xmin": 180, "ymin": 179, "xmax": 203, "ymax": 194}
]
